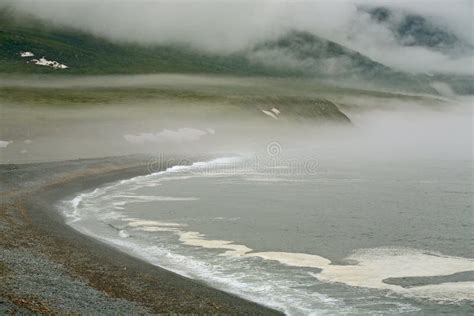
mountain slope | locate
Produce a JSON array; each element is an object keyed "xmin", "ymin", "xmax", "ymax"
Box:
[
  {"xmin": 0, "ymin": 8, "xmax": 300, "ymax": 77},
  {"xmin": 249, "ymin": 30, "xmax": 435, "ymax": 93},
  {"xmin": 0, "ymin": 22, "xmax": 274, "ymax": 76},
  {"xmin": 1, "ymin": 9, "xmax": 469, "ymax": 95},
  {"xmin": 363, "ymin": 6, "xmax": 473, "ymax": 56}
]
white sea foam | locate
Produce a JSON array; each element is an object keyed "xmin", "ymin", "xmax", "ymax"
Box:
[
  {"xmin": 78, "ymin": 230, "xmax": 345, "ymax": 316},
  {"xmin": 140, "ymin": 226, "xmax": 180, "ymax": 232},
  {"xmin": 247, "ymin": 252, "xmax": 331, "ymax": 268},
  {"xmin": 125, "ymin": 210, "xmax": 474, "ymax": 302},
  {"xmin": 124, "ymin": 218, "xmax": 251, "ymax": 256},
  {"xmin": 63, "ymin": 194, "xmax": 85, "ymax": 222},
  {"xmin": 126, "ymin": 219, "xmax": 185, "ymax": 228},
  {"xmin": 406, "ymin": 281, "xmax": 474, "ymax": 302},
  {"xmin": 112, "ymin": 195, "xmax": 198, "ymax": 207},
  {"xmin": 118, "ymin": 229, "xmax": 130, "ymax": 238},
  {"xmin": 179, "ymin": 231, "xmax": 253, "ymax": 256},
  {"xmin": 60, "ymin": 156, "xmax": 474, "ymax": 314},
  {"xmin": 258, "ymin": 248, "xmax": 474, "ymax": 302},
  {"xmin": 176, "ymin": 230, "xmax": 474, "ymax": 302},
  {"xmin": 61, "ymin": 157, "xmax": 241, "ymax": 225},
  {"xmin": 123, "ymin": 211, "xmax": 474, "ymax": 302}
]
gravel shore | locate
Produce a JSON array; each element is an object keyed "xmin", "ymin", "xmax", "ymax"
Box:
[{"xmin": 0, "ymin": 156, "xmax": 281, "ymax": 315}]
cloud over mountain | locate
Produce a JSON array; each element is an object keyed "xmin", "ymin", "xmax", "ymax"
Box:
[{"xmin": 1, "ymin": 0, "xmax": 472, "ymax": 75}]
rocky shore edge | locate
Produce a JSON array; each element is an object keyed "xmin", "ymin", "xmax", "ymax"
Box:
[{"xmin": 0, "ymin": 155, "xmax": 281, "ymax": 315}]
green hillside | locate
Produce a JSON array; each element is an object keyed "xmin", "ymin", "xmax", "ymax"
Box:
[
  {"xmin": 252, "ymin": 30, "xmax": 435, "ymax": 93},
  {"xmin": 0, "ymin": 9, "xmax": 285, "ymax": 76},
  {"xmin": 1, "ymin": 9, "xmax": 470, "ymax": 94}
]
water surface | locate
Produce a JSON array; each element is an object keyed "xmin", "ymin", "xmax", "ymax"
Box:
[{"xmin": 62, "ymin": 155, "xmax": 474, "ymax": 315}]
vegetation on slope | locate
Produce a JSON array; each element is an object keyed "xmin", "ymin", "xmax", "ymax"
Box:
[
  {"xmin": 0, "ymin": 85, "xmax": 351, "ymax": 123},
  {"xmin": 1, "ymin": 8, "xmax": 471, "ymax": 95},
  {"xmin": 0, "ymin": 9, "xmax": 284, "ymax": 76}
]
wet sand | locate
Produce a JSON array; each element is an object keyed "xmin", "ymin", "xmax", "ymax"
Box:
[{"xmin": 0, "ymin": 155, "xmax": 281, "ymax": 314}]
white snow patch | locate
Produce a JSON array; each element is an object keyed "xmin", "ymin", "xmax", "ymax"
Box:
[
  {"xmin": 20, "ymin": 51, "xmax": 34, "ymax": 57},
  {"xmin": 0, "ymin": 140, "xmax": 11, "ymax": 148},
  {"xmin": 261, "ymin": 110, "xmax": 278, "ymax": 120},
  {"xmin": 29, "ymin": 57, "xmax": 68, "ymax": 69},
  {"xmin": 271, "ymin": 107, "xmax": 281, "ymax": 115}
]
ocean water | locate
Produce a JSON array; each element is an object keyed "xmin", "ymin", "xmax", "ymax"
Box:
[{"xmin": 61, "ymin": 156, "xmax": 474, "ymax": 315}]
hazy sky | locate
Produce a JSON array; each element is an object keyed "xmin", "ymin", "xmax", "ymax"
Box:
[{"xmin": 3, "ymin": 0, "xmax": 473, "ymax": 74}]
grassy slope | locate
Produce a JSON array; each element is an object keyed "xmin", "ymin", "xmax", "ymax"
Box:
[
  {"xmin": 253, "ymin": 30, "xmax": 436, "ymax": 93},
  {"xmin": 0, "ymin": 24, "xmax": 438, "ymax": 94},
  {"xmin": 0, "ymin": 10, "xmax": 285, "ymax": 76},
  {"xmin": 1, "ymin": 10, "xmax": 470, "ymax": 95},
  {"xmin": 0, "ymin": 28, "xmax": 269, "ymax": 76},
  {"xmin": 0, "ymin": 85, "xmax": 351, "ymax": 123}
]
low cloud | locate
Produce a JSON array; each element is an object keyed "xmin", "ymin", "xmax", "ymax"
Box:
[
  {"xmin": 124, "ymin": 128, "xmax": 211, "ymax": 145},
  {"xmin": 2, "ymin": 0, "xmax": 472, "ymax": 75}
]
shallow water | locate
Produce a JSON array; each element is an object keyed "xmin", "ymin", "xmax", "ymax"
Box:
[{"xmin": 62, "ymin": 155, "xmax": 474, "ymax": 315}]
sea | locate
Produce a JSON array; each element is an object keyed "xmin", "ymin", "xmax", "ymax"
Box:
[{"xmin": 60, "ymin": 151, "xmax": 473, "ymax": 315}]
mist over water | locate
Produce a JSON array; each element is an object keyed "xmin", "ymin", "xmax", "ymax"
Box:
[
  {"xmin": 62, "ymin": 151, "xmax": 473, "ymax": 314},
  {"xmin": 1, "ymin": 75, "xmax": 472, "ymax": 163},
  {"xmin": 1, "ymin": 75, "xmax": 463, "ymax": 314},
  {"xmin": 1, "ymin": 0, "xmax": 472, "ymax": 313},
  {"xmin": 1, "ymin": 74, "xmax": 472, "ymax": 313}
]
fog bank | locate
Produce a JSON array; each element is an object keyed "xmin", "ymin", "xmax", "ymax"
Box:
[
  {"xmin": 0, "ymin": 76, "xmax": 471, "ymax": 164},
  {"xmin": 2, "ymin": 0, "xmax": 473, "ymax": 75}
]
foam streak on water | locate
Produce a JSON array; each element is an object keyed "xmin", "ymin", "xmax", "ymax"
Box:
[{"xmin": 60, "ymin": 157, "xmax": 474, "ymax": 315}]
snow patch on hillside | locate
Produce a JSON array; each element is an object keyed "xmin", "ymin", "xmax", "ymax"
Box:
[
  {"xmin": 262, "ymin": 110, "xmax": 278, "ymax": 120},
  {"xmin": 28, "ymin": 57, "xmax": 68, "ymax": 69},
  {"xmin": 20, "ymin": 51, "xmax": 34, "ymax": 57},
  {"xmin": 0, "ymin": 140, "xmax": 12, "ymax": 148},
  {"xmin": 262, "ymin": 107, "xmax": 281, "ymax": 120}
]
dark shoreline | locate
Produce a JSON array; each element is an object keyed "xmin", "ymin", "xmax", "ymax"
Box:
[{"xmin": 0, "ymin": 156, "xmax": 281, "ymax": 314}]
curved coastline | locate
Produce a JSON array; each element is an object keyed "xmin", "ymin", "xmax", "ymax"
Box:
[
  {"xmin": 0, "ymin": 156, "xmax": 281, "ymax": 314},
  {"xmin": 63, "ymin": 159, "xmax": 474, "ymax": 311}
]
